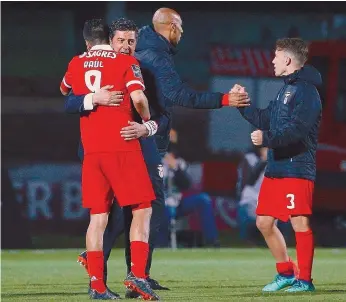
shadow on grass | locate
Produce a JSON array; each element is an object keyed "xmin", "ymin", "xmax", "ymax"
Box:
[
  {"xmin": 2, "ymin": 292, "xmax": 86, "ymax": 298},
  {"xmin": 229, "ymin": 289, "xmax": 346, "ymax": 298},
  {"xmin": 171, "ymin": 289, "xmax": 346, "ymax": 301},
  {"xmin": 2, "ymin": 282, "xmax": 88, "ymax": 289},
  {"xmin": 321, "ymin": 282, "xmax": 346, "ymax": 287}
]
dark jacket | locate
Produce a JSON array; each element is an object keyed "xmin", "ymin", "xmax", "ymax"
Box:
[
  {"xmin": 239, "ymin": 65, "xmax": 322, "ymax": 181},
  {"xmin": 135, "ymin": 26, "xmax": 224, "ymax": 151}
]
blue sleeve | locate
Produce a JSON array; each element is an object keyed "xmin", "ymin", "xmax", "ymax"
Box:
[
  {"xmin": 152, "ymin": 112, "xmax": 169, "ymax": 136},
  {"xmin": 238, "ymin": 101, "xmax": 273, "ymax": 130},
  {"xmin": 152, "ymin": 55, "xmax": 223, "ymax": 109},
  {"xmin": 65, "ymin": 91, "xmax": 86, "ymax": 114},
  {"xmin": 262, "ymin": 88, "xmax": 321, "ymax": 148}
]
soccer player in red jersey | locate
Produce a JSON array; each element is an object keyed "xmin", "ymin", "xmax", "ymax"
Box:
[
  {"xmin": 61, "ymin": 19, "xmax": 159, "ymax": 300},
  {"xmin": 233, "ymin": 38, "xmax": 322, "ymax": 293}
]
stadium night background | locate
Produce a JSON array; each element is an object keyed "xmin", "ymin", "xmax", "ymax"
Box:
[{"xmin": 2, "ymin": 1, "xmax": 346, "ymax": 301}]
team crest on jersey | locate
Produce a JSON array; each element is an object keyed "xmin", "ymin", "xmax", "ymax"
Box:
[
  {"xmin": 283, "ymin": 91, "xmax": 291, "ymax": 104},
  {"xmin": 157, "ymin": 164, "xmax": 164, "ymax": 178},
  {"xmin": 282, "ymin": 86, "xmax": 297, "ymax": 104},
  {"xmin": 131, "ymin": 64, "xmax": 143, "ymax": 79}
]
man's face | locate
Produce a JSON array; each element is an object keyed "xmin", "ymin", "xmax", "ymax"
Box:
[
  {"xmin": 169, "ymin": 16, "xmax": 183, "ymax": 46},
  {"xmin": 272, "ymin": 49, "xmax": 288, "ymax": 76},
  {"xmin": 110, "ymin": 30, "xmax": 137, "ymax": 55}
]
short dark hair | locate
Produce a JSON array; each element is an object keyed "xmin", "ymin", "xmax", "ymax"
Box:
[
  {"xmin": 83, "ymin": 19, "xmax": 109, "ymax": 45},
  {"xmin": 109, "ymin": 18, "xmax": 138, "ymax": 40},
  {"xmin": 276, "ymin": 38, "xmax": 309, "ymax": 65}
]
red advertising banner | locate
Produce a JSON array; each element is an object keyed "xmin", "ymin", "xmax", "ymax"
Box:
[{"xmin": 210, "ymin": 45, "xmax": 275, "ymax": 77}]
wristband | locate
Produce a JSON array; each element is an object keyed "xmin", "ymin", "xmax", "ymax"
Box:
[
  {"xmin": 143, "ymin": 120, "xmax": 158, "ymax": 136},
  {"xmin": 83, "ymin": 93, "xmax": 94, "ymax": 110}
]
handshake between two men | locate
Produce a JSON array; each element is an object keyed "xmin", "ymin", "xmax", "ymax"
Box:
[{"xmin": 89, "ymin": 84, "xmax": 262, "ymax": 145}]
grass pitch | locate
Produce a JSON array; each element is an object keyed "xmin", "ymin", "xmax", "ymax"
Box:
[{"xmin": 2, "ymin": 248, "xmax": 346, "ymax": 301}]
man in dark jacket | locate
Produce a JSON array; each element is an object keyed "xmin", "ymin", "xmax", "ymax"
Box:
[
  {"xmin": 234, "ymin": 38, "xmax": 322, "ymax": 293},
  {"xmin": 122, "ymin": 7, "xmax": 249, "ymax": 152},
  {"xmin": 67, "ymin": 10, "xmax": 249, "ymax": 293}
]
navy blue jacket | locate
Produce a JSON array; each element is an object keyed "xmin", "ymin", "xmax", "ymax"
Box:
[
  {"xmin": 239, "ymin": 65, "xmax": 322, "ymax": 181},
  {"xmin": 135, "ymin": 25, "xmax": 224, "ymax": 151}
]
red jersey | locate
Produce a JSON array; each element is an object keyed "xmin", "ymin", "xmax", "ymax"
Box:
[{"xmin": 61, "ymin": 45, "xmax": 145, "ymax": 154}]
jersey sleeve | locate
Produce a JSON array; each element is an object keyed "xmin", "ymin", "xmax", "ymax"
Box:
[
  {"xmin": 124, "ymin": 57, "xmax": 145, "ymax": 94},
  {"xmin": 60, "ymin": 57, "xmax": 74, "ymax": 95}
]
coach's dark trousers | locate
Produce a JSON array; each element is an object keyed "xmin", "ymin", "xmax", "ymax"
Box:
[{"xmin": 102, "ymin": 160, "xmax": 165, "ymax": 282}]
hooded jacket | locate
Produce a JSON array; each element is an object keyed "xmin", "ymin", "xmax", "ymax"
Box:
[{"xmin": 239, "ymin": 65, "xmax": 322, "ymax": 180}]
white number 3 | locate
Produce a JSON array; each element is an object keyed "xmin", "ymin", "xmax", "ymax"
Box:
[
  {"xmin": 286, "ymin": 193, "xmax": 295, "ymax": 209},
  {"xmin": 85, "ymin": 70, "xmax": 102, "ymax": 92}
]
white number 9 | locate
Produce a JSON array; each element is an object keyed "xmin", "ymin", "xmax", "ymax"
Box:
[
  {"xmin": 85, "ymin": 70, "xmax": 102, "ymax": 92},
  {"xmin": 286, "ymin": 193, "xmax": 295, "ymax": 209}
]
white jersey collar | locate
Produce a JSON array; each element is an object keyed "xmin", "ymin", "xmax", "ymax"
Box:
[{"xmin": 90, "ymin": 45, "xmax": 113, "ymax": 51}]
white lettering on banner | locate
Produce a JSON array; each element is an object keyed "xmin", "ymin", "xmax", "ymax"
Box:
[
  {"xmin": 210, "ymin": 45, "xmax": 274, "ymax": 77},
  {"xmin": 27, "ymin": 181, "xmax": 52, "ymax": 219},
  {"xmin": 12, "ymin": 180, "xmax": 87, "ymax": 221},
  {"xmin": 62, "ymin": 181, "xmax": 87, "ymax": 219},
  {"xmin": 11, "ymin": 181, "xmax": 24, "ymax": 204}
]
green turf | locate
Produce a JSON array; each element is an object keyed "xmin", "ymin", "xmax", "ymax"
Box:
[{"xmin": 2, "ymin": 248, "xmax": 346, "ymax": 301}]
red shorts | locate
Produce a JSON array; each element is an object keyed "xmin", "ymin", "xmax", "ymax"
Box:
[
  {"xmin": 82, "ymin": 152, "xmax": 155, "ymax": 214},
  {"xmin": 256, "ymin": 177, "xmax": 314, "ymax": 222}
]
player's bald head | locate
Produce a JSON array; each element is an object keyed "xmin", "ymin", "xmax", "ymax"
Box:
[
  {"xmin": 152, "ymin": 8, "xmax": 183, "ymax": 46},
  {"xmin": 152, "ymin": 7, "xmax": 181, "ymax": 26}
]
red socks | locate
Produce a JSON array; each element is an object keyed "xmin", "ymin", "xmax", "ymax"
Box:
[
  {"xmin": 276, "ymin": 260, "xmax": 294, "ymax": 276},
  {"xmin": 87, "ymin": 251, "xmax": 106, "ymax": 293},
  {"xmin": 131, "ymin": 241, "xmax": 149, "ymax": 278},
  {"xmin": 295, "ymin": 229, "xmax": 314, "ymax": 282}
]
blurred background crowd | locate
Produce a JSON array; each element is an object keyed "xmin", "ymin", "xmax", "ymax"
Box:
[{"xmin": 2, "ymin": 1, "xmax": 346, "ymax": 249}]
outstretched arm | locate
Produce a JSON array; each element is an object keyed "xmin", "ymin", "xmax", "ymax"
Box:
[
  {"xmin": 231, "ymin": 84, "xmax": 272, "ymax": 130},
  {"xmin": 152, "ymin": 54, "xmax": 249, "ymax": 109},
  {"xmin": 238, "ymin": 102, "xmax": 273, "ymax": 131}
]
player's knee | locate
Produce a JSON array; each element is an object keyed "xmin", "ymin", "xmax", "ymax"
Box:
[
  {"xmin": 132, "ymin": 213, "xmax": 151, "ymax": 240},
  {"xmin": 290, "ymin": 215, "xmax": 310, "ymax": 232},
  {"xmin": 90, "ymin": 212, "xmax": 109, "ymax": 230},
  {"xmin": 143, "ymin": 206, "xmax": 153, "ymax": 220},
  {"xmin": 132, "ymin": 204, "xmax": 152, "ymax": 218},
  {"xmin": 256, "ymin": 216, "xmax": 274, "ymax": 233}
]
